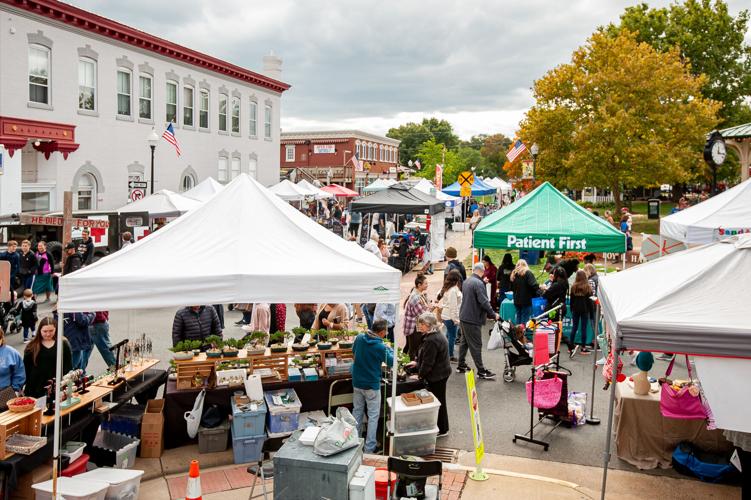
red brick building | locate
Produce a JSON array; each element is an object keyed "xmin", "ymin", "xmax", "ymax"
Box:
[{"xmin": 280, "ymin": 130, "xmax": 400, "ymax": 192}]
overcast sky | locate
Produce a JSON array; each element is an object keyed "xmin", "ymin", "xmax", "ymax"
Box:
[{"xmin": 71, "ymin": 0, "xmax": 749, "ymax": 140}]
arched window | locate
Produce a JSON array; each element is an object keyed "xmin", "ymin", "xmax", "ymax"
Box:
[
  {"xmin": 355, "ymin": 141, "xmax": 361, "ymax": 158},
  {"xmin": 76, "ymin": 173, "xmax": 97, "ymax": 210},
  {"xmin": 181, "ymin": 173, "xmax": 196, "ymax": 192}
]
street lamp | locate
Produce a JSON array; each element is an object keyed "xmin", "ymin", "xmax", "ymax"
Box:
[
  {"xmin": 530, "ymin": 143, "xmax": 539, "ymax": 180},
  {"xmin": 147, "ymin": 128, "xmax": 160, "ymax": 194}
]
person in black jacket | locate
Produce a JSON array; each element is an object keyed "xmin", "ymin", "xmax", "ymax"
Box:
[
  {"xmin": 510, "ymin": 259, "xmax": 540, "ymax": 326},
  {"xmin": 542, "ymin": 266, "xmax": 570, "ymax": 349},
  {"xmin": 80, "ymin": 228, "xmax": 95, "ymax": 265},
  {"xmin": 17, "ymin": 240, "xmax": 37, "ymax": 292},
  {"xmin": 444, "ymin": 247, "xmax": 467, "ymax": 281},
  {"xmin": 496, "ymin": 252, "xmax": 515, "ymax": 295},
  {"xmin": 171, "ymin": 306, "xmax": 222, "ymax": 346},
  {"xmin": 62, "ymin": 243, "xmax": 83, "ymax": 275},
  {"xmin": 568, "ymin": 270, "xmax": 594, "ymax": 357},
  {"xmin": 406, "ymin": 312, "xmax": 451, "ymax": 437}
]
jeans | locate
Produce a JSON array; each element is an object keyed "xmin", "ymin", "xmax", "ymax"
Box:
[
  {"xmin": 242, "ymin": 311, "xmax": 252, "ymax": 324},
  {"xmin": 443, "ymin": 320, "xmax": 458, "ymax": 357},
  {"xmin": 570, "ymin": 312, "xmax": 590, "ymax": 348},
  {"xmin": 362, "ymin": 305, "xmax": 374, "ymax": 330},
  {"xmin": 89, "ymin": 322, "xmax": 117, "ymax": 367},
  {"xmin": 515, "ymin": 305, "xmax": 533, "ymax": 326},
  {"xmin": 386, "ymin": 326, "xmax": 394, "ymax": 344},
  {"xmin": 426, "ymin": 377, "xmax": 449, "ymax": 435},
  {"xmin": 458, "ymin": 322, "xmax": 485, "ymax": 372},
  {"xmin": 23, "ymin": 326, "xmax": 32, "ymax": 341},
  {"xmin": 353, "ymin": 387, "xmax": 381, "ymax": 453},
  {"xmin": 71, "ymin": 349, "xmax": 92, "ymax": 372}
]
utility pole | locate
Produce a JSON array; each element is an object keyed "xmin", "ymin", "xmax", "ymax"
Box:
[{"xmin": 62, "ymin": 191, "xmax": 73, "ymax": 269}]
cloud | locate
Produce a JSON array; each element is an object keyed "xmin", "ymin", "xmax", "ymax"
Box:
[{"xmin": 70, "ymin": 0, "xmax": 748, "ymax": 139}]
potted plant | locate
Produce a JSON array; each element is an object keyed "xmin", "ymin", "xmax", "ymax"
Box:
[
  {"xmin": 291, "ymin": 326, "xmax": 308, "ymax": 343},
  {"xmin": 338, "ymin": 331, "xmax": 357, "ymax": 349},
  {"xmin": 317, "ymin": 330, "xmax": 332, "ymax": 351},
  {"xmin": 245, "ymin": 331, "xmax": 268, "ymax": 355},
  {"xmin": 204, "ymin": 335, "xmax": 224, "ymax": 358},
  {"xmin": 189, "ymin": 340, "xmax": 203, "ymax": 355},
  {"xmin": 222, "ymin": 338, "xmax": 240, "ymax": 357},
  {"xmin": 269, "ymin": 331, "xmax": 288, "ymax": 353},
  {"xmin": 170, "ymin": 341, "xmax": 194, "ymax": 360}
]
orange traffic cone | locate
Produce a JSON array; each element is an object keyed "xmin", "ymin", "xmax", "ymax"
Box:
[
  {"xmin": 473, "ymin": 248, "xmax": 479, "ymax": 264},
  {"xmin": 186, "ymin": 460, "xmax": 202, "ymax": 500}
]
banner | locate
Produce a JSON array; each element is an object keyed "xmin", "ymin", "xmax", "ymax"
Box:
[
  {"xmin": 435, "ymin": 164, "xmax": 443, "ymax": 191},
  {"xmin": 465, "ymin": 370, "xmax": 484, "ymax": 467},
  {"xmin": 313, "ymin": 144, "xmax": 336, "ymax": 154}
]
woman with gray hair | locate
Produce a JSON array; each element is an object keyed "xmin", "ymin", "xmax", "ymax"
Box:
[{"xmin": 405, "ymin": 312, "xmax": 452, "ymax": 437}]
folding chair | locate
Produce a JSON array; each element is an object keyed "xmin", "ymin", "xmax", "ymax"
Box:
[
  {"xmin": 247, "ymin": 437, "xmax": 286, "ymax": 500},
  {"xmin": 387, "ymin": 456, "xmax": 442, "ymax": 499},
  {"xmin": 327, "ymin": 377, "xmax": 354, "ymax": 415}
]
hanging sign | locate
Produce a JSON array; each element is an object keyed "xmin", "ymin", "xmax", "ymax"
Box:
[
  {"xmin": 506, "ymin": 234, "xmax": 588, "ymax": 250},
  {"xmin": 313, "ymin": 145, "xmax": 336, "ymax": 154}
]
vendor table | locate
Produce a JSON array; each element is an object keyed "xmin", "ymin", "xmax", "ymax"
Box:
[
  {"xmin": 614, "ymin": 381, "xmax": 732, "ymax": 469},
  {"xmin": 0, "ymin": 368, "xmax": 167, "ymax": 499},
  {"xmin": 500, "ymin": 298, "xmax": 598, "ymax": 344},
  {"xmin": 164, "ymin": 376, "xmax": 423, "ymax": 449}
]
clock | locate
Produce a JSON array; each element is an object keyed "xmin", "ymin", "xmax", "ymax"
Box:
[{"xmin": 704, "ymin": 132, "xmax": 726, "ymax": 166}]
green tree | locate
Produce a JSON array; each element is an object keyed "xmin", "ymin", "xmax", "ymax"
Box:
[
  {"xmin": 460, "ymin": 134, "xmax": 489, "ymax": 150},
  {"xmin": 519, "ymin": 30, "xmax": 720, "ymax": 212},
  {"xmin": 387, "ymin": 118, "xmax": 461, "ymax": 164},
  {"xmin": 414, "ymin": 139, "xmax": 462, "ymax": 186},
  {"xmin": 480, "ymin": 134, "xmax": 512, "ymax": 177},
  {"xmin": 422, "ymin": 118, "xmax": 460, "ymax": 150},
  {"xmin": 608, "ymin": 0, "xmax": 751, "ymax": 125}
]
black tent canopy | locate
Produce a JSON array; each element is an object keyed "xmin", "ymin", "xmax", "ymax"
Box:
[{"xmin": 350, "ymin": 183, "xmax": 445, "ymax": 215}]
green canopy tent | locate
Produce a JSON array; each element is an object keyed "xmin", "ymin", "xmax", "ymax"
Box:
[{"xmin": 474, "ymin": 182, "xmax": 626, "ymax": 253}]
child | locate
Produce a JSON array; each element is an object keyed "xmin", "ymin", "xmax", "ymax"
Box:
[
  {"xmin": 14, "ymin": 289, "xmax": 37, "ymax": 343},
  {"xmin": 569, "ymin": 270, "xmax": 594, "ymax": 357}
]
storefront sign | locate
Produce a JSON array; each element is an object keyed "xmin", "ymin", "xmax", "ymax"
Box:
[
  {"xmin": 19, "ymin": 214, "xmax": 110, "ymax": 229},
  {"xmin": 313, "ymin": 144, "xmax": 336, "ymax": 154},
  {"xmin": 506, "ymin": 234, "xmax": 588, "ymax": 250}
]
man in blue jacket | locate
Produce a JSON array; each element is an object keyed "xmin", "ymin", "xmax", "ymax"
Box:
[{"xmin": 352, "ymin": 319, "xmax": 393, "ymax": 453}]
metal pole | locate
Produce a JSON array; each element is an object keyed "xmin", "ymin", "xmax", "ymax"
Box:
[
  {"xmin": 389, "ymin": 307, "xmax": 400, "ymax": 456},
  {"xmin": 600, "ymin": 341, "xmax": 621, "ymax": 500},
  {"xmin": 149, "ymin": 144, "xmax": 156, "ymax": 195},
  {"xmin": 587, "ymin": 302, "xmax": 601, "ymax": 425},
  {"xmin": 52, "ymin": 298, "xmax": 65, "ymax": 496}
]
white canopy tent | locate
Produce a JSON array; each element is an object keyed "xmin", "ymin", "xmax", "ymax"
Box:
[
  {"xmin": 660, "ymin": 177, "xmax": 751, "ymax": 244},
  {"xmin": 296, "ymin": 179, "xmax": 334, "ymax": 200},
  {"xmin": 596, "ymin": 234, "xmax": 751, "ymax": 498},
  {"xmin": 411, "ymin": 179, "xmax": 461, "ymax": 205},
  {"xmin": 54, "ymin": 175, "xmax": 402, "ymax": 486},
  {"xmin": 117, "ymin": 189, "xmax": 201, "ymax": 217},
  {"xmin": 483, "ymin": 177, "xmax": 513, "ymax": 194},
  {"xmin": 363, "ymin": 178, "xmax": 396, "ymax": 193},
  {"xmin": 183, "ymin": 177, "xmax": 224, "ymax": 202},
  {"xmin": 268, "ymin": 179, "xmax": 308, "ymax": 201}
]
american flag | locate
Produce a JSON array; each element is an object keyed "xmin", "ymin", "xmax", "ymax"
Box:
[
  {"xmin": 506, "ymin": 139, "xmax": 527, "ymax": 163},
  {"xmin": 162, "ymin": 123, "xmax": 181, "ymax": 156},
  {"xmin": 351, "ymin": 152, "xmax": 363, "ymax": 172}
]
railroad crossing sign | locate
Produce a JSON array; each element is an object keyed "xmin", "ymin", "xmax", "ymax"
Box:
[
  {"xmin": 458, "ymin": 171, "xmax": 474, "ymax": 187},
  {"xmin": 128, "ymin": 180, "xmax": 148, "ymax": 189},
  {"xmin": 130, "ymin": 189, "xmax": 145, "ymax": 202}
]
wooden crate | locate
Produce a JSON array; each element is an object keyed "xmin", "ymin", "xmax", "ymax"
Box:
[
  {"xmin": 321, "ymin": 348, "xmax": 353, "ymax": 378},
  {"xmin": 176, "ymin": 360, "xmax": 217, "ymax": 390},
  {"xmin": 251, "ymin": 353, "xmax": 289, "ymax": 381},
  {"xmin": 0, "ymin": 408, "xmax": 42, "ymax": 459}
]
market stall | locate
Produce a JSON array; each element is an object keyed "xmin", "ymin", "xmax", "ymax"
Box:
[
  {"xmin": 363, "ymin": 178, "xmax": 396, "ymax": 193},
  {"xmin": 597, "ymin": 233, "xmax": 751, "ymax": 496},
  {"xmin": 660, "ymin": 177, "xmax": 751, "ymax": 245},
  {"xmin": 53, "ymin": 174, "xmax": 404, "ymax": 485},
  {"xmin": 442, "ymin": 177, "xmax": 497, "ymax": 197},
  {"xmin": 183, "ymin": 177, "xmax": 224, "ymax": 202},
  {"xmin": 321, "ymin": 183, "xmax": 359, "ymax": 198},
  {"xmin": 116, "ymin": 188, "xmax": 201, "ymax": 217},
  {"xmin": 296, "ymin": 179, "xmax": 333, "ymax": 200},
  {"xmin": 268, "ymin": 179, "xmax": 308, "ymax": 201}
]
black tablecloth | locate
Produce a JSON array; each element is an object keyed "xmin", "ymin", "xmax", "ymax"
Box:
[
  {"xmin": 0, "ymin": 369, "xmax": 167, "ymax": 499},
  {"xmin": 164, "ymin": 376, "xmax": 423, "ymax": 449}
]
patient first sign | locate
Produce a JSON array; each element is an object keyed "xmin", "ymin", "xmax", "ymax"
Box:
[{"xmin": 506, "ymin": 234, "xmax": 588, "ymax": 250}]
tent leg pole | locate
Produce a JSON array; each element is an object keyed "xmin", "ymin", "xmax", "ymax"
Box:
[
  {"xmin": 587, "ymin": 303, "xmax": 601, "ymax": 425},
  {"xmin": 389, "ymin": 308, "xmax": 400, "ymax": 457},
  {"xmin": 600, "ymin": 342, "xmax": 621, "ymax": 500},
  {"xmin": 52, "ymin": 299, "xmax": 65, "ymax": 496}
]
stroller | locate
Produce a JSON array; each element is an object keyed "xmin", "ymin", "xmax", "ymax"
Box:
[
  {"xmin": 500, "ymin": 319, "xmax": 533, "ymax": 382},
  {"xmin": 1, "ymin": 291, "xmax": 20, "ymax": 336}
]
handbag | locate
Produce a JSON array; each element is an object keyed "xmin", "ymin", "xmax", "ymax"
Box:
[
  {"xmin": 660, "ymin": 355, "xmax": 707, "ymax": 420},
  {"xmin": 184, "ymin": 389, "xmax": 206, "ymax": 439},
  {"xmin": 526, "ymin": 370, "xmax": 563, "ymax": 409}
]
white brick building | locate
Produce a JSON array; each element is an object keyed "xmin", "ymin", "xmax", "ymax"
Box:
[{"xmin": 0, "ymin": 0, "xmax": 290, "ymax": 214}]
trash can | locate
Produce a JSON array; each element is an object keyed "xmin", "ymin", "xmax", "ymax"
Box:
[
  {"xmin": 519, "ymin": 250, "xmax": 540, "ymax": 265},
  {"xmin": 647, "ymin": 199, "xmax": 661, "ymax": 219}
]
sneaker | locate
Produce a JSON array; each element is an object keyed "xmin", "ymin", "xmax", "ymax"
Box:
[
  {"xmin": 437, "ymin": 431, "xmax": 449, "ymax": 438},
  {"xmin": 478, "ymin": 370, "xmax": 496, "ymax": 380},
  {"xmin": 23, "ymin": 339, "xmax": 30, "ymax": 344},
  {"xmin": 596, "ymin": 357, "xmax": 606, "ymax": 366},
  {"xmin": 449, "ymin": 356, "xmax": 458, "ymax": 363},
  {"xmin": 580, "ymin": 347, "xmax": 591, "ymax": 355},
  {"xmin": 656, "ymin": 353, "xmax": 674, "ymax": 361},
  {"xmin": 456, "ymin": 365, "xmax": 469, "ymax": 373},
  {"xmin": 569, "ymin": 346, "xmax": 580, "ymax": 359}
]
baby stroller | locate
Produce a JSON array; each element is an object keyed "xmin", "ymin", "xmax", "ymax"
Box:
[
  {"xmin": 500, "ymin": 319, "xmax": 533, "ymax": 382},
  {"xmin": 1, "ymin": 291, "xmax": 19, "ymax": 335}
]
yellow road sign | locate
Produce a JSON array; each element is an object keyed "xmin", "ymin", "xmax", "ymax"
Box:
[
  {"xmin": 465, "ymin": 370, "xmax": 488, "ymax": 481},
  {"xmin": 460, "ymin": 185, "xmax": 472, "ymax": 197},
  {"xmin": 458, "ymin": 171, "xmax": 474, "ymax": 187}
]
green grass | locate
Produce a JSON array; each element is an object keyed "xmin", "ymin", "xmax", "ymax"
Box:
[{"xmin": 465, "ymin": 249, "xmax": 547, "ymax": 279}]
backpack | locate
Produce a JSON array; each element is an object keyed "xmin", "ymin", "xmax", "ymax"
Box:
[{"xmin": 671, "ymin": 442, "xmax": 739, "ymax": 483}]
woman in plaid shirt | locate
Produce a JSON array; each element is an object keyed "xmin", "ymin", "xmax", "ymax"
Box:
[{"xmin": 403, "ymin": 273, "xmax": 431, "ymax": 360}]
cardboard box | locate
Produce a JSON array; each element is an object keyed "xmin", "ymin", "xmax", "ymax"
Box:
[
  {"xmin": 10, "ymin": 460, "xmax": 52, "ymax": 500},
  {"xmin": 139, "ymin": 399, "xmax": 164, "ymax": 458}
]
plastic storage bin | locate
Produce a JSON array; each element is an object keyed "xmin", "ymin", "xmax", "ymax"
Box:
[
  {"xmin": 32, "ymin": 477, "xmax": 109, "ymax": 500},
  {"xmin": 89, "ymin": 431, "xmax": 140, "ymax": 469},
  {"xmin": 62, "ymin": 441, "xmax": 87, "ymax": 463},
  {"xmin": 101, "ymin": 403, "xmax": 145, "ymax": 437},
  {"xmin": 387, "ymin": 424, "xmax": 438, "ymax": 456},
  {"xmin": 264, "ymin": 389, "xmax": 302, "ymax": 434},
  {"xmin": 386, "ymin": 394, "xmax": 441, "ymax": 434},
  {"xmin": 230, "ymin": 427, "xmax": 265, "ymax": 464},
  {"xmin": 61, "ymin": 454, "xmax": 89, "ymax": 477},
  {"xmin": 231, "ymin": 398, "xmax": 267, "ymax": 438},
  {"xmin": 77, "ymin": 467, "xmax": 144, "ymax": 500},
  {"xmin": 198, "ymin": 420, "xmax": 229, "ymax": 453},
  {"xmin": 349, "ymin": 465, "xmax": 376, "ymax": 500}
]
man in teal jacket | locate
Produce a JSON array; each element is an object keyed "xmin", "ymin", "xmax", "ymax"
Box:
[{"xmin": 352, "ymin": 319, "xmax": 393, "ymax": 453}]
